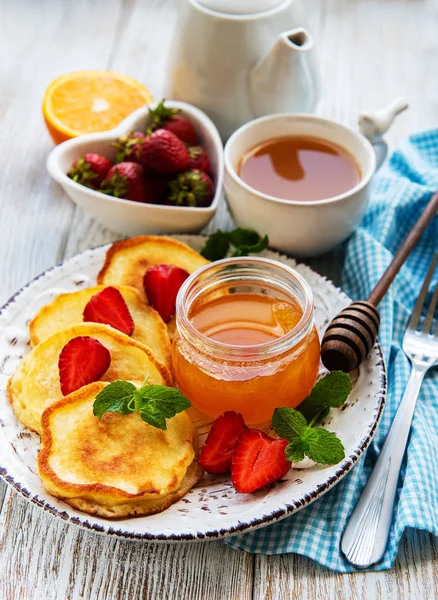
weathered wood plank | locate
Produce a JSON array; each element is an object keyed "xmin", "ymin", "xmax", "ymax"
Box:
[
  {"xmin": 307, "ymin": 0, "xmax": 438, "ymax": 142},
  {"xmin": 253, "ymin": 530, "xmax": 438, "ymax": 600},
  {"xmin": 0, "ymin": 493, "xmax": 254, "ymax": 600},
  {"xmin": 0, "ymin": 0, "xmax": 125, "ymax": 304}
]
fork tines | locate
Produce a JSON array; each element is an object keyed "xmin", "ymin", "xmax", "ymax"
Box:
[{"xmin": 409, "ymin": 252, "xmax": 438, "ymax": 334}]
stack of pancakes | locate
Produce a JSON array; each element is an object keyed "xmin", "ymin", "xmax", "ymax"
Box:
[{"xmin": 8, "ymin": 236, "xmax": 209, "ymax": 519}]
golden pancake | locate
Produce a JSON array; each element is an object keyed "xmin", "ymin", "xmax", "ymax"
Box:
[
  {"xmin": 97, "ymin": 235, "xmax": 209, "ymax": 303},
  {"xmin": 8, "ymin": 323, "xmax": 171, "ymax": 434},
  {"xmin": 38, "ymin": 382, "xmax": 203, "ymax": 519},
  {"xmin": 29, "ymin": 285, "xmax": 171, "ymax": 370}
]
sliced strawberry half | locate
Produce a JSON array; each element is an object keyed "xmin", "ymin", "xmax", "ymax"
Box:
[
  {"xmin": 83, "ymin": 287, "xmax": 134, "ymax": 336},
  {"xmin": 231, "ymin": 429, "xmax": 290, "ymax": 493},
  {"xmin": 58, "ymin": 336, "xmax": 111, "ymax": 396},
  {"xmin": 200, "ymin": 411, "xmax": 247, "ymax": 474},
  {"xmin": 143, "ymin": 264, "xmax": 190, "ymax": 323}
]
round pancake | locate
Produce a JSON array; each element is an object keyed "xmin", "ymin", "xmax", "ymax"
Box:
[
  {"xmin": 97, "ymin": 235, "xmax": 209, "ymax": 303},
  {"xmin": 8, "ymin": 323, "xmax": 171, "ymax": 435},
  {"xmin": 38, "ymin": 382, "xmax": 203, "ymax": 519},
  {"xmin": 29, "ymin": 285, "xmax": 171, "ymax": 370}
]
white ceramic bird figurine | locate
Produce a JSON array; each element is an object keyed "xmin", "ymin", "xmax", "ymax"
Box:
[
  {"xmin": 359, "ymin": 98, "xmax": 408, "ymax": 168},
  {"xmin": 359, "ymin": 98, "xmax": 409, "ymax": 141}
]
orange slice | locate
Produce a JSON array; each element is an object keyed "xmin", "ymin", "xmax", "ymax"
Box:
[
  {"xmin": 272, "ymin": 301, "xmax": 302, "ymax": 334},
  {"xmin": 43, "ymin": 70, "xmax": 153, "ymax": 144}
]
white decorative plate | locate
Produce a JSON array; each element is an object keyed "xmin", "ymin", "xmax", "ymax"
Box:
[{"xmin": 0, "ymin": 236, "xmax": 386, "ymax": 541}]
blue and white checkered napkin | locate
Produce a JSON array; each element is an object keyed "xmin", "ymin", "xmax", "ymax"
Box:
[{"xmin": 224, "ymin": 130, "xmax": 438, "ymax": 571}]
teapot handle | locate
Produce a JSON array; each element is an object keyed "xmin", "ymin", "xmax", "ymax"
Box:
[{"xmin": 359, "ymin": 98, "xmax": 409, "ymax": 170}]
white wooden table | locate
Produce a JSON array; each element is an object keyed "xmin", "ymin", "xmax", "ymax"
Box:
[{"xmin": 0, "ymin": 1, "xmax": 437, "ymax": 598}]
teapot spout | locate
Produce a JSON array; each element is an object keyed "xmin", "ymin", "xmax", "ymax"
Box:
[{"xmin": 249, "ymin": 28, "xmax": 319, "ymax": 117}]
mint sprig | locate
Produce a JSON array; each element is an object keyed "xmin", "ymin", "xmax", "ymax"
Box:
[
  {"xmin": 93, "ymin": 378, "xmax": 191, "ymax": 430},
  {"xmin": 201, "ymin": 228, "xmax": 268, "ymax": 261},
  {"xmin": 271, "ymin": 371, "xmax": 352, "ymax": 466},
  {"xmin": 297, "ymin": 371, "xmax": 352, "ymax": 424},
  {"xmin": 272, "ymin": 407, "xmax": 345, "ymax": 465}
]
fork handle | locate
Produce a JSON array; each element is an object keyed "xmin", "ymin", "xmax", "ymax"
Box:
[{"xmin": 341, "ymin": 365, "xmax": 425, "ymax": 568}]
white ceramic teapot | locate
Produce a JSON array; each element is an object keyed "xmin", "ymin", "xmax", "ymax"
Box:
[{"xmin": 165, "ymin": 0, "xmax": 319, "ymax": 140}]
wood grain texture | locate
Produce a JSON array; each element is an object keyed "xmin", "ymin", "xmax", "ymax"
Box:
[
  {"xmin": 0, "ymin": 0, "xmax": 437, "ymax": 598},
  {"xmin": 253, "ymin": 530, "xmax": 438, "ymax": 600},
  {"xmin": 0, "ymin": 494, "xmax": 253, "ymax": 600},
  {"xmin": 0, "ymin": 0, "xmax": 124, "ymax": 301}
]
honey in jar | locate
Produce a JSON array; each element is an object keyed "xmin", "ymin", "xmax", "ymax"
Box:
[{"xmin": 172, "ymin": 257, "xmax": 320, "ymax": 424}]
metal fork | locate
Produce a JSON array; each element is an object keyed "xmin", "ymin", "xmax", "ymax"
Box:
[{"xmin": 341, "ymin": 252, "xmax": 438, "ymax": 568}]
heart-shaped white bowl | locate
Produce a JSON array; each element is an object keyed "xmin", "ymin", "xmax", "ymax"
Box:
[{"xmin": 46, "ymin": 101, "xmax": 224, "ymax": 235}]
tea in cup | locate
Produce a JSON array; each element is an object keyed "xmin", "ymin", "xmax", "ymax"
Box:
[
  {"xmin": 224, "ymin": 113, "xmax": 381, "ymax": 256},
  {"xmin": 238, "ymin": 135, "xmax": 361, "ymax": 202}
]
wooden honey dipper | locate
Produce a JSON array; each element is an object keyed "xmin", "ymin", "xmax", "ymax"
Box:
[{"xmin": 321, "ymin": 191, "xmax": 438, "ymax": 372}]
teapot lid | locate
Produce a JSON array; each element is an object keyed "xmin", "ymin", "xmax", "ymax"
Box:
[{"xmin": 198, "ymin": 0, "xmax": 285, "ymax": 15}]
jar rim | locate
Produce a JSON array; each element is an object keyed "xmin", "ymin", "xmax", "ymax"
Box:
[{"xmin": 175, "ymin": 256, "xmax": 315, "ymax": 359}]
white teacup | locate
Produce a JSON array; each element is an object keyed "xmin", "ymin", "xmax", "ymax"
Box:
[{"xmin": 224, "ymin": 102, "xmax": 407, "ymax": 257}]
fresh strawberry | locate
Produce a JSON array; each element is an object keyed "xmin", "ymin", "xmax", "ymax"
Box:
[
  {"xmin": 166, "ymin": 169, "xmax": 214, "ymax": 207},
  {"xmin": 100, "ymin": 162, "xmax": 145, "ymax": 202},
  {"xmin": 113, "ymin": 131, "xmax": 147, "ymax": 164},
  {"xmin": 58, "ymin": 336, "xmax": 111, "ymax": 396},
  {"xmin": 188, "ymin": 146, "xmax": 211, "ymax": 174},
  {"xmin": 161, "ymin": 116, "xmax": 197, "ymax": 146},
  {"xmin": 200, "ymin": 412, "xmax": 247, "ymax": 474},
  {"xmin": 231, "ymin": 429, "xmax": 290, "ymax": 493},
  {"xmin": 140, "ymin": 129, "xmax": 190, "ymax": 174},
  {"xmin": 148, "ymin": 99, "xmax": 198, "ymax": 145},
  {"xmin": 83, "ymin": 286, "xmax": 134, "ymax": 336},
  {"xmin": 143, "ymin": 264, "xmax": 190, "ymax": 323},
  {"xmin": 67, "ymin": 153, "xmax": 112, "ymax": 188}
]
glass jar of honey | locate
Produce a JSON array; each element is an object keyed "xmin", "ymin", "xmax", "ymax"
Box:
[{"xmin": 172, "ymin": 257, "xmax": 320, "ymax": 424}]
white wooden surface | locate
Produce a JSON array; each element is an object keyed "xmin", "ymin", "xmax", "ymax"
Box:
[{"xmin": 0, "ymin": 0, "xmax": 437, "ymax": 598}]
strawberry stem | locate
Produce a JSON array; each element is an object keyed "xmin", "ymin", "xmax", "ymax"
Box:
[
  {"xmin": 147, "ymin": 98, "xmax": 181, "ymax": 135},
  {"xmin": 67, "ymin": 158, "xmax": 98, "ymax": 187},
  {"xmin": 168, "ymin": 171, "xmax": 209, "ymax": 207},
  {"xmin": 100, "ymin": 168, "xmax": 129, "ymax": 198},
  {"xmin": 149, "ymin": 98, "xmax": 181, "ymax": 125}
]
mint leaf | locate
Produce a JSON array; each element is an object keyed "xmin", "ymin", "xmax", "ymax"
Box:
[
  {"xmin": 232, "ymin": 234, "xmax": 269, "ymax": 257},
  {"xmin": 285, "ymin": 441, "xmax": 305, "ymax": 463},
  {"xmin": 136, "ymin": 385, "xmax": 191, "ymax": 418},
  {"xmin": 102, "ymin": 398, "xmax": 133, "ymax": 415},
  {"xmin": 228, "ymin": 228, "xmax": 261, "ymax": 248},
  {"xmin": 140, "ymin": 404, "xmax": 167, "ymax": 430},
  {"xmin": 311, "ymin": 371, "xmax": 352, "ymax": 408},
  {"xmin": 200, "ymin": 228, "xmax": 268, "ymax": 261},
  {"xmin": 272, "ymin": 407, "xmax": 307, "ymax": 440},
  {"xmin": 92, "ymin": 379, "xmax": 190, "ymax": 430},
  {"xmin": 272, "ymin": 376, "xmax": 349, "ymax": 466},
  {"xmin": 305, "ymin": 428, "xmax": 345, "ymax": 465},
  {"xmin": 93, "ymin": 380, "xmax": 136, "ymax": 418},
  {"xmin": 298, "ymin": 371, "xmax": 352, "ymax": 423},
  {"xmin": 136, "ymin": 386, "xmax": 190, "ymax": 429},
  {"xmin": 300, "ymin": 426, "xmax": 319, "ymax": 445},
  {"xmin": 271, "ymin": 405, "xmax": 346, "ymax": 466},
  {"xmin": 201, "ymin": 230, "xmax": 230, "ymax": 261}
]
